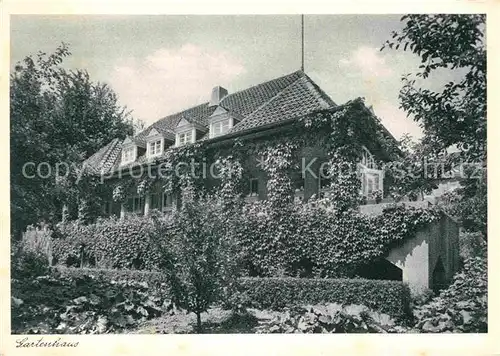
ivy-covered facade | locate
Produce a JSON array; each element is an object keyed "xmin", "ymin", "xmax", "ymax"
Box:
[{"xmin": 83, "ymin": 70, "xmax": 400, "ymax": 220}]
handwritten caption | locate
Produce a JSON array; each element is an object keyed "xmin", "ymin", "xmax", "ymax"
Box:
[{"xmin": 15, "ymin": 337, "xmax": 79, "ymax": 348}]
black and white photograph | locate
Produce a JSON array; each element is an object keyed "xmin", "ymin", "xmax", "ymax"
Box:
[{"xmin": 3, "ymin": 7, "xmax": 492, "ymax": 351}]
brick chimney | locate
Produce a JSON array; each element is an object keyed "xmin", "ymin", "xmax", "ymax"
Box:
[{"xmin": 209, "ymin": 86, "xmax": 228, "ymax": 107}]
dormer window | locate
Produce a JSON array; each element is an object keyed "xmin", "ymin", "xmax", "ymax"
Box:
[
  {"xmin": 177, "ymin": 130, "xmax": 193, "ymax": 146},
  {"xmin": 145, "ymin": 127, "xmax": 173, "ymax": 158},
  {"xmin": 208, "ymin": 105, "xmax": 240, "ymax": 139},
  {"xmin": 122, "ymin": 147, "xmax": 135, "ymax": 163},
  {"xmin": 211, "ymin": 118, "xmax": 230, "ymax": 138},
  {"xmin": 148, "ymin": 139, "xmax": 163, "ymax": 157},
  {"xmin": 121, "ymin": 137, "xmax": 138, "ymax": 165}
]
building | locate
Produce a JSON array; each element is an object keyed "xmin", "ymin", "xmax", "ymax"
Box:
[
  {"xmin": 82, "ymin": 69, "xmax": 461, "ymax": 294},
  {"xmin": 84, "ymin": 70, "xmax": 401, "ymax": 218}
]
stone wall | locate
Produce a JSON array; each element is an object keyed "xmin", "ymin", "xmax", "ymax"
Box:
[{"xmin": 385, "ymin": 214, "xmax": 460, "ymax": 295}]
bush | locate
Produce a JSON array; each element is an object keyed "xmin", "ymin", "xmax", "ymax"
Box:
[
  {"xmin": 11, "ymin": 244, "xmax": 50, "ymax": 280},
  {"xmin": 256, "ymin": 303, "xmax": 407, "ymax": 333},
  {"xmin": 238, "ymin": 277, "xmax": 411, "ymax": 320},
  {"xmin": 19, "ymin": 225, "xmax": 52, "ymax": 262},
  {"xmin": 52, "ymin": 266, "xmax": 170, "ymax": 299},
  {"xmin": 51, "ymin": 215, "xmax": 171, "ymax": 269},
  {"xmin": 35, "ymin": 199, "xmax": 441, "ymax": 280},
  {"xmin": 11, "ymin": 270, "xmax": 171, "ymax": 334},
  {"xmin": 160, "ymin": 190, "xmax": 242, "ymax": 332},
  {"xmin": 413, "ymin": 251, "xmax": 487, "ymax": 333}
]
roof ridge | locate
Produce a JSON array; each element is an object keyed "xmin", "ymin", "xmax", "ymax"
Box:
[
  {"xmin": 301, "ymin": 72, "xmax": 337, "ymax": 108},
  {"xmin": 138, "ymin": 70, "xmax": 304, "ymax": 136},
  {"xmin": 220, "ymin": 70, "xmax": 304, "ymax": 105},
  {"xmin": 234, "ymin": 72, "xmax": 305, "ymax": 128},
  {"xmin": 160, "ymin": 101, "xmax": 209, "ymax": 121}
]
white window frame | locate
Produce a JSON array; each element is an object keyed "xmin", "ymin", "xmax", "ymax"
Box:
[
  {"xmin": 121, "ymin": 146, "xmax": 136, "ymax": 165},
  {"xmin": 210, "ymin": 118, "xmax": 231, "ymax": 138},
  {"xmin": 176, "ymin": 129, "xmax": 193, "ymax": 147},
  {"xmin": 360, "ymin": 146, "xmax": 376, "ymax": 169},
  {"xmin": 147, "ymin": 138, "xmax": 163, "ymax": 158},
  {"xmin": 361, "ymin": 168, "xmax": 384, "ymax": 198}
]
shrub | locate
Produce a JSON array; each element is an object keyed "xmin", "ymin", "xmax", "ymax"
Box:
[
  {"xmin": 413, "ymin": 250, "xmax": 487, "ymax": 333},
  {"xmin": 52, "ymin": 266, "xmax": 170, "ymax": 299},
  {"xmin": 161, "ymin": 189, "xmax": 242, "ymax": 332},
  {"xmin": 237, "ymin": 202, "xmax": 440, "ymax": 278},
  {"xmin": 256, "ymin": 303, "xmax": 407, "ymax": 333},
  {"xmin": 19, "ymin": 225, "xmax": 52, "ymax": 262},
  {"xmin": 238, "ymin": 277, "xmax": 411, "ymax": 320},
  {"xmin": 459, "ymin": 231, "xmax": 486, "ymax": 260},
  {"xmin": 11, "ymin": 243, "xmax": 50, "ymax": 280},
  {"xmin": 38, "ymin": 197, "xmax": 441, "ymax": 280},
  {"xmin": 51, "ymin": 215, "xmax": 171, "ymax": 269},
  {"xmin": 11, "ymin": 270, "xmax": 170, "ymax": 334}
]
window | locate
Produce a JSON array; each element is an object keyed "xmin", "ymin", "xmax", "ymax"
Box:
[
  {"xmin": 249, "ymin": 178, "xmax": 259, "ymax": 197},
  {"xmin": 122, "ymin": 146, "xmax": 135, "ymax": 164},
  {"xmin": 318, "ymin": 163, "xmax": 332, "ymax": 198},
  {"xmin": 148, "ymin": 139, "xmax": 162, "ymax": 157},
  {"xmin": 360, "ymin": 147, "xmax": 376, "ymax": 169},
  {"xmin": 211, "ymin": 119, "xmax": 230, "ymax": 138},
  {"xmin": 361, "ymin": 169, "xmax": 383, "ymax": 198},
  {"xmin": 178, "ymin": 130, "xmax": 192, "ymax": 146},
  {"xmin": 127, "ymin": 196, "xmax": 144, "ymax": 215},
  {"xmin": 162, "ymin": 192, "xmax": 174, "ymax": 212}
]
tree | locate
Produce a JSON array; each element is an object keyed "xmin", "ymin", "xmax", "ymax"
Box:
[
  {"xmin": 382, "ymin": 14, "xmax": 486, "ymax": 161},
  {"xmin": 10, "ymin": 44, "xmax": 136, "ymax": 237},
  {"xmin": 163, "ymin": 186, "xmax": 241, "ymax": 332},
  {"xmin": 383, "ymin": 15, "xmax": 487, "ymax": 238},
  {"xmin": 384, "ymin": 134, "xmax": 446, "ymax": 201}
]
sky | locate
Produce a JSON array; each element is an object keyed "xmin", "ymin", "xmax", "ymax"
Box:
[{"xmin": 10, "ymin": 15, "xmax": 465, "ymax": 140}]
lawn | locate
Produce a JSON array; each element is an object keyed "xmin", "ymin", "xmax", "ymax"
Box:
[{"xmin": 134, "ymin": 308, "xmax": 277, "ymax": 334}]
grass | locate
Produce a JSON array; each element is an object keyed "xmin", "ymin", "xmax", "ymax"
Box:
[{"xmin": 135, "ymin": 307, "xmax": 272, "ymax": 334}]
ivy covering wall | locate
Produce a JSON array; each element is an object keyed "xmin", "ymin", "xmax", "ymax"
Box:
[
  {"xmin": 49, "ymin": 201, "xmax": 440, "ymax": 278},
  {"xmin": 98, "ymin": 98, "xmax": 400, "ymax": 217},
  {"xmin": 45, "ymin": 98, "xmax": 442, "ymax": 278}
]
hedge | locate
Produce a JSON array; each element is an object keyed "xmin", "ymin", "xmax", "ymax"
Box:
[
  {"xmin": 52, "ymin": 266, "xmax": 170, "ymax": 298},
  {"xmin": 238, "ymin": 277, "xmax": 412, "ymax": 320},
  {"xmin": 49, "ymin": 267, "xmax": 411, "ymax": 319},
  {"xmin": 51, "ymin": 215, "xmax": 171, "ymax": 270}
]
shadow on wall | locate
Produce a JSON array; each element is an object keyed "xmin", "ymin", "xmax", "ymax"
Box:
[
  {"xmin": 355, "ymin": 258, "xmax": 403, "ymax": 281},
  {"xmin": 431, "ymin": 257, "xmax": 447, "ymax": 293}
]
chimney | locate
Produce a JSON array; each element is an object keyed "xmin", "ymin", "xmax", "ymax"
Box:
[{"xmin": 209, "ymin": 86, "xmax": 228, "ymax": 107}]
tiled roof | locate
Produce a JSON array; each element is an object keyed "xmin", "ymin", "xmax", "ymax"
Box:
[
  {"xmin": 84, "ymin": 138, "xmax": 122, "ymax": 174},
  {"xmin": 85, "ymin": 70, "xmax": 337, "ymax": 174},
  {"xmin": 229, "ymin": 74, "xmax": 333, "ymax": 133}
]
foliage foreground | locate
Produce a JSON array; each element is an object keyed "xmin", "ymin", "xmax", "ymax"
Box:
[
  {"xmin": 412, "ymin": 240, "xmax": 488, "ymax": 333},
  {"xmin": 11, "ymin": 254, "xmax": 171, "ymax": 334}
]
